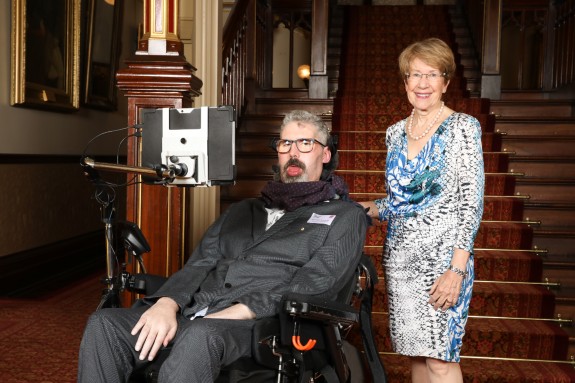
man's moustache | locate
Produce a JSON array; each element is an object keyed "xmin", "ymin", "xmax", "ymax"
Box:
[{"xmin": 284, "ymin": 158, "xmax": 306, "ymax": 171}]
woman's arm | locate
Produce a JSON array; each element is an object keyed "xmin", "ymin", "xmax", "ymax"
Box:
[
  {"xmin": 455, "ymin": 115, "xmax": 485, "ymax": 252},
  {"xmin": 358, "ymin": 200, "xmax": 379, "ymax": 219}
]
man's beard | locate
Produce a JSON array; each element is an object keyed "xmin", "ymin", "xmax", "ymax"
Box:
[{"xmin": 280, "ymin": 158, "xmax": 308, "ymax": 183}]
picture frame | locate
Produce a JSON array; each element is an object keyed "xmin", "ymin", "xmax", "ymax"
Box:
[
  {"xmin": 10, "ymin": 0, "xmax": 81, "ymax": 112},
  {"xmin": 82, "ymin": 0, "xmax": 124, "ymax": 110}
]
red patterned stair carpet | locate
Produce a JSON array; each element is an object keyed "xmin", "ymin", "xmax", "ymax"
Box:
[
  {"xmin": 0, "ymin": 272, "xmax": 103, "ymax": 383},
  {"xmin": 335, "ymin": 4, "xmax": 575, "ymax": 382}
]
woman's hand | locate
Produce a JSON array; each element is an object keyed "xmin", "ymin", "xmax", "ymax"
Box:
[
  {"xmin": 358, "ymin": 201, "xmax": 379, "ymax": 219},
  {"xmin": 131, "ymin": 297, "xmax": 179, "ymax": 361},
  {"xmin": 428, "ymin": 270, "xmax": 463, "ymax": 311}
]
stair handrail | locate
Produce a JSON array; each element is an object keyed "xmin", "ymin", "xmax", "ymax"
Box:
[
  {"xmin": 221, "ymin": 0, "xmax": 333, "ymax": 120},
  {"xmin": 459, "ymin": 0, "xmax": 575, "ymax": 93},
  {"xmin": 222, "ymin": 0, "xmax": 271, "ymax": 121}
]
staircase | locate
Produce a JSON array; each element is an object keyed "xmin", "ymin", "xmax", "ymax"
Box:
[
  {"xmin": 220, "ymin": 0, "xmax": 347, "ymax": 208},
  {"xmin": 492, "ymin": 94, "xmax": 575, "ymax": 360},
  {"xmin": 332, "ymin": 3, "xmax": 575, "ymax": 382}
]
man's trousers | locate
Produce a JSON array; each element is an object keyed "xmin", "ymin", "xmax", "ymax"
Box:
[{"xmin": 77, "ymin": 306, "xmax": 256, "ymax": 383}]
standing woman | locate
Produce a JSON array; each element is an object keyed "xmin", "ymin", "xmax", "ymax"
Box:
[{"xmin": 360, "ymin": 38, "xmax": 485, "ymax": 382}]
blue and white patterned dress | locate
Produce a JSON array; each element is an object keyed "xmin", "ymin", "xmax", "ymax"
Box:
[{"xmin": 374, "ymin": 112, "xmax": 484, "ymax": 362}]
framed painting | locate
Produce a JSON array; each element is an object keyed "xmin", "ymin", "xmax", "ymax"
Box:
[
  {"xmin": 82, "ymin": 0, "xmax": 124, "ymax": 110},
  {"xmin": 10, "ymin": 0, "xmax": 80, "ymax": 112}
]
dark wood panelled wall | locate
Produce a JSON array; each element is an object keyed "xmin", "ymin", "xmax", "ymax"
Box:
[{"xmin": 464, "ymin": 0, "xmax": 575, "ymax": 92}]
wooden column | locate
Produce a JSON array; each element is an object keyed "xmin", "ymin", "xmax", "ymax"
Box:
[
  {"xmin": 309, "ymin": 0, "xmax": 328, "ymax": 99},
  {"xmin": 187, "ymin": 0, "xmax": 223, "ymax": 253},
  {"xmin": 481, "ymin": 0, "xmax": 502, "ymax": 100},
  {"xmin": 116, "ymin": 0, "xmax": 202, "ymax": 305},
  {"xmin": 542, "ymin": 1, "xmax": 556, "ymax": 91}
]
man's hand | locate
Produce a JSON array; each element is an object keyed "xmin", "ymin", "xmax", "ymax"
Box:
[
  {"xmin": 131, "ymin": 297, "xmax": 179, "ymax": 361},
  {"xmin": 204, "ymin": 303, "xmax": 256, "ymax": 320}
]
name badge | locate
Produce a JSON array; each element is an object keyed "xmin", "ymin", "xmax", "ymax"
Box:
[{"xmin": 308, "ymin": 213, "xmax": 336, "ymax": 225}]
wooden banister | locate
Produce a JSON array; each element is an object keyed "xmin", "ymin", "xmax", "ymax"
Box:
[
  {"xmin": 553, "ymin": 0, "xmax": 575, "ymax": 89},
  {"xmin": 222, "ymin": 0, "xmax": 271, "ymax": 120},
  {"xmin": 462, "ymin": 0, "xmax": 575, "ymax": 92},
  {"xmin": 222, "ymin": 0, "xmax": 331, "ymax": 119}
]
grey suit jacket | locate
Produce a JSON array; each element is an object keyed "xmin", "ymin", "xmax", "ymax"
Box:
[{"xmin": 147, "ymin": 198, "xmax": 367, "ymax": 319}]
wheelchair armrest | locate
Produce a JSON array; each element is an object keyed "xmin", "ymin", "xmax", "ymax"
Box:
[
  {"xmin": 126, "ymin": 273, "xmax": 168, "ymax": 295},
  {"xmin": 252, "ymin": 295, "xmax": 359, "ymax": 372},
  {"xmin": 282, "ymin": 293, "xmax": 359, "ymax": 327}
]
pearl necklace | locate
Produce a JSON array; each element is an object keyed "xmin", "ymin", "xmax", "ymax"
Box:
[{"xmin": 407, "ymin": 101, "xmax": 445, "ymax": 141}]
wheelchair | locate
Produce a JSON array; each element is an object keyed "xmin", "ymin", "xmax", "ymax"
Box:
[{"xmin": 125, "ymin": 253, "xmax": 386, "ymax": 383}]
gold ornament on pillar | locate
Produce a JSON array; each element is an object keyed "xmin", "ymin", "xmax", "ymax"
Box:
[{"xmin": 137, "ymin": 0, "xmax": 182, "ymax": 55}]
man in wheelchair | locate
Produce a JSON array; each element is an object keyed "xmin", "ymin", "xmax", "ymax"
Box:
[{"xmin": 77, "ymin": 110, "xmax": 369, "ymax": 383}]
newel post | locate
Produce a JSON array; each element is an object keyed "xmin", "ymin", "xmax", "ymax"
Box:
[
  {"xmin": 481, "ymin": 0, "xmax": 502, "ymax": 100},
  {"xmin": 309, "ymin": 0, "xmax": 328, "ymax": 99},
  {"xmin": 116, "ymin": 0, "xmax": 202, "ymax": 305}
]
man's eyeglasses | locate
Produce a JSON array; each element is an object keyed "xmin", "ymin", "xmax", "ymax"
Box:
[
  {"xmin": 405, "ymin": 72, "xmax": 446, "ymax": 83},
  {"xmin": 274, "ymin": 138, "xmax": 326, "ymax": 153}
]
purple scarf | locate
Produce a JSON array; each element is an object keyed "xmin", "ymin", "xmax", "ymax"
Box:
[{"xmin": 260, "ymin": 174, "xmax": 349, "ymax": 212}]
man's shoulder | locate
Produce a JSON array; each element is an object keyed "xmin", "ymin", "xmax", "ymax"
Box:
[{"xmin": 229, "ymin": 198, "xmax": 264, "ymax": 208}]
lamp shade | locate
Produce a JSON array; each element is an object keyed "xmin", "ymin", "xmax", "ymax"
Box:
[{"xmin": 297, "ymin": 64, "xmax": 311, "ymax": 80}]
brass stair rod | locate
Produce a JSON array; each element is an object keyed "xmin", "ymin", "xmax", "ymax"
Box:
[
  {"xmin": 350, "ymin": 193, "xmax": 532, "ymax": 200},
  {"xmin": 358, "ymin": 276, "xmax": 559, "ymax": 287},
  {"xmin": 474, "ymin": 248, "xmax": 549, "ymax": 254},
  {"xmin": 337, "ymin": 149, "xmax": 387, "ymax": 152},
  {"xmin": 459, "ymin": 355, "xmax": 575, "ymax": 365},
  {"xmin": 474, "ymin": 280, "xmax": 560, "ymax": 287},
  {"xmin": 485, "ymin": 172, "xmax": 525, "ymax": 176},
  {"xmin": 481, "ymin": 219, "xmax": 542, "ymax": 225},
  {"xmin": 484, "ymin": 194, "xmax": 531, "ymax": 199},
  {"xmin": 371, "ymin": 311, "xmax": 572, "ymax": 325},
  {"xmin": 376, "ymin": 352, "xmax": 575, "ymax": 365},
  {"xmin": 336, "ymin": 169, "xmax": 386, "ymax": 173},
  {"xmin": 467, "ymin": 315, "xmax": 572, "ymax": 324},
  {"xmin": 363, "ymin": 246, "xmax": 549, "ymax": 254},
  {"xmin": 336, "ymin": 169, "xmax": 525, "ymax": 176}
]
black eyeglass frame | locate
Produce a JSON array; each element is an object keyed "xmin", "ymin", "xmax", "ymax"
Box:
[{"xmin": 272, "ymin": 138, "xmax": 327, "ymax": 153}]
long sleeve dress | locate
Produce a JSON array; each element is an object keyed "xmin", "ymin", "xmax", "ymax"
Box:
[{"xmin": 374, "ymin": 112, "xmax": 485, "ymax": 362}]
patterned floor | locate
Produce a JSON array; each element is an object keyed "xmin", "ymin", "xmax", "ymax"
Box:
[{"xmin": 0, "ymin": 273, "xmax": 103, "ymax": 383}]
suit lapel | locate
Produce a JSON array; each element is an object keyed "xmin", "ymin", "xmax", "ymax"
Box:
[
  {"xmin": 250, "ymin": 199, "xmax": 268, "ymax": 240},
  {"xmin": 245, "ymin": 205, "xmax": 309, "ymax": 251}
]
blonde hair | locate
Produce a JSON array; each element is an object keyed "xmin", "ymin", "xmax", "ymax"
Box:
[{"xmin": 398, "ymin": 38, "xmax": 456, "ymax": 81}]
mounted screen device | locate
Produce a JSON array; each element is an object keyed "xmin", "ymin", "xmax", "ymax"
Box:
[
  {"xmin": 79, "ymin": 106, "xmax": 236, "ymax": 310},
  {"xmin": 140, "ymin": 105, "xmax": 236, "ymax": 186}
]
